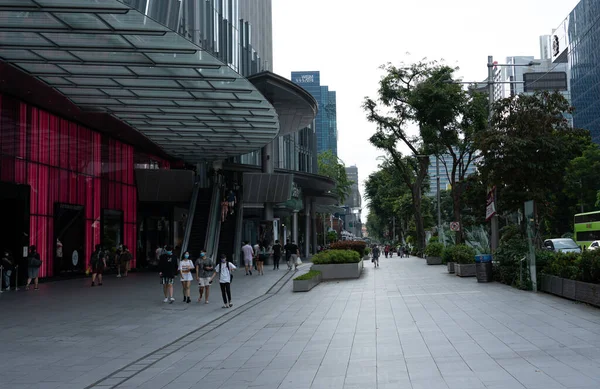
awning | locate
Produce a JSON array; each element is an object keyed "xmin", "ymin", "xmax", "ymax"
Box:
[{"xmin": 0, "ymin": 0, "xmax": 280, "ymax": 161}]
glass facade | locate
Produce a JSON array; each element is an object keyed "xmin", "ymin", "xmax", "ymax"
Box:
[
  {"xmin": 563, "ymin": 0, "xmax": 600, "ymax": 143},
  {"xmin": 0, "ymin": 93, "xmax": 137, "ymax": 278},
  {"xmin": 428, "ymin": 151, "xmax": 478, "ymax": 196},
  {"xmin": 291, "ymin": 71, "xmax": 338, "ymax": 156}
]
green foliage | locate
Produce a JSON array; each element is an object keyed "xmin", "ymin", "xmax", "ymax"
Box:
[
  {"xmin": 327, "ymin": 231, "xmax": 338, "ymax": 243},
  {"xmin": 330, "ymin": 240, "xmax": 367, "ymax": 257},
  {"xmin": 294, "ymin": 270, "xmax": 322, "ymax": 281},
  {"xmin": 364, "ymin": 247, "xmax": 371, "ymax": 255},
  {"xmin": 493, "ymin": 226, "xmax": 529, "ymax": 288},
  {"xmin": 540, "ymin": 250, "xmax": 600, "ymax": 284},
  {"xmin": 312, "ymin": 250, "xmax": 361, "ymax": 264},
  {"xmin": 424, "ymin": 242, "xmax": 444, "ymax": 257},
  {"xmin": 476, "ymin": 91, "xmax": 591, "ymax": 232},
  {"xmin": 563, "ymin": 144, "xmax": 600, "ymax": 213},
  {"xmin": 317, "ymin": 150, "xmax": 353, "ymax": 204},
  {"xmin": 442, "ymin": 244, "xmax": 476, "ymax": 264}
]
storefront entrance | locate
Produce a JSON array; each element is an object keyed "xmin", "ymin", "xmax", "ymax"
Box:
[
  {"xmin": 0, "ymin": 182, "xmax": 30, "ymax": 284},
  {"xmin": 54, "ymin": 203, "xmax": 85, "ymax": 275}
]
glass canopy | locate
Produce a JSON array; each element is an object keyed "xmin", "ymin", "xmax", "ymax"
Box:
[{"xmin": 0, "ymin": 0, "xmax": 279, "ymax": 161}]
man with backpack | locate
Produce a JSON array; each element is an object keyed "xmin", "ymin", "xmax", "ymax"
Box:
[{"xmin": 91, "ymin": 244, "xmax": 106, "ymax": 287}]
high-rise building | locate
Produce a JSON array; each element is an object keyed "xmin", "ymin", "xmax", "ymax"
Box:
[
  {"xmin": 428, "ymin": 152, "xmax": 477, "ymax": 196},
  {"xmin": 553, "ymin": 0, "xmax": 600, "ymax": 142},
  {"xmin": 291, "ymin": 71, "xmax": 338, "ymax": 156},
  {"xmin": 343, "ymin": 166, "xmax": 362, "ymax": 238}
]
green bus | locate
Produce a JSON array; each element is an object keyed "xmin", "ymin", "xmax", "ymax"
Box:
[{"xmin": 574, "ymin": 211, "xmax": 600, "ymax": 249}]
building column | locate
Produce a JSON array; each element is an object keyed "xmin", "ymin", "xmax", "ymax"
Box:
[
  {"xmin": 311, "ymin": 201, "xmax": 317, "ymax": 254},
  {"xmin": 292, "ymin": 210, "xmax": 299, "ymax": 245},
  {"xmin": 304, "ymin": 198, "xmax": 311, "ymax": 257},
  {"xmin": 261, "ymin": 142, "xmax": 274, "ymax": 221}
]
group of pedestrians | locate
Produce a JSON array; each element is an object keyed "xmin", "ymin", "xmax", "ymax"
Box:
[
  {"xmin": 90, "ymin": 244, "xmax": 133, "ymax": 287},
  {"xmin": 241, "ymin": 239, "xmax": 300, "ymax": 275},
  {"xmin": 0, "ymin": 246, "xmax": 43, "ymax": 292},
  {"xmin": 157, "ymin": 246, "xmax": 236, "ymax": 309}
]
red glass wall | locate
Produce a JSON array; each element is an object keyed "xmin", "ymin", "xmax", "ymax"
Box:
[{"xmin": 0, "ymin": 93, "xmax": 137, "ymax": 277}]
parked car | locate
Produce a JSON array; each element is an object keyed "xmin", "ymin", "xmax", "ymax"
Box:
[
  {"xmin": 543, "ymin": 238, "xmax": 582, "ymax": 253},
  {"xmin": 589, "ymin": 240, "xmax": 600, "ymax": 251}
]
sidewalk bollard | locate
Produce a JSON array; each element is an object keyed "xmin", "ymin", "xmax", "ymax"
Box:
[{"xmin": 14, "ymin": 265, "xmax": 19, "ymax": 291}]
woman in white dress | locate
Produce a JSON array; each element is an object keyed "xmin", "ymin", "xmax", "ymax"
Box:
[{"xmin": 179, "ymin": 251, "xmax": 194, "ymax": 303}]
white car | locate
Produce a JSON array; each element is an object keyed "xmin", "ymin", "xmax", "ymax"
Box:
[{"xmin": 589, "ymin": 241, "xmax": 600, "ymax": 251}]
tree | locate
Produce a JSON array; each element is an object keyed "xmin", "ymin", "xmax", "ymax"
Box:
[
  {"xmin": 564, "ymin": 144, "xmax": 600, "ymax": 213},
  {"xmin": 411, "ymin": 66, "xmax": 489, "ymax": 243},
  {"xmin": 363, "ymin": 61, "xmax": 434, "ymax": 251},
  {"xmin": 476, "ymin": 91, "xmax": 591, "ymax": 234},
  {"xmin": 317, "ymin": 150, "xmax": 353, "ymax": 204}
]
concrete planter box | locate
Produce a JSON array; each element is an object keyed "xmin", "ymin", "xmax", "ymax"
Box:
[
  {"xmin": 293, "ymin": 273, "xmax": 321, "ymax": 292},
  {"xmin": 455, "ymin": 263, "xmax": 476, "ymax": 277},
  {"xmin": 311, "ymin": 261, "xmax": 363, "ymax": 280},
  {"xmin": 447, "ymin": 262, "xmax": 456, "ymax": 273},
  {"xmin": 540, "ymin": 275, "xmax": 600, "ymax": 307},
  {"xmin": 426, "ymin": 256, "xmax": 443, "ymax": 265}
]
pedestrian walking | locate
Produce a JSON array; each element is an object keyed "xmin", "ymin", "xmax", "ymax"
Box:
[
  {"xmin": 158, "ymin": 245, "xmax": 178, "ymax": 303},
  {"xmin": 120, "ymin": 245, "xmax": 132, "ymax": 277},
  {"xmin": 372, "ymin": 245, "xmax": 380, "ymax": 268},
  {"xmin": 90, "ymin": 245, "xmax": 106, "ymax": 287},
  {"xmin": 1, "ymin": 250, "xmax": 15, "ymax": 291},
  {"xmin": 26, "ymin": 245, "xmax": 42, "ymax": 290},
  {"xmin": 384, "ymin": 245, "xmax": 389, "ymax": 258},
  {"xmin": 195, "ymin": 251, "xmax": 213, "ymax": 304},
  {"xmin": 256, "ymin": 243, "xmax": 268, "ymax": 275},
  {"xmin": 285, "ymin": 240, "xmax": 300, "ymax": 271},
  {"xmin": 179, "ymin": 251, "xmax": 194, "ymax": 303},
  {"xmin": 284, "ymin": 239, "xmax": 294, "ymax": 270},
  {"xmin": 253, "ymin": 242, "xmax": 260, "ymax": 271},
  {"xmin": 210, "ymin": 254, "xmax": 236, "ymax": 308},
  {"xmin": 272, "ymin": 240, "xmax": 282, "ymax": 270},
  {"xmin": 242, "ymin": 241, "xmax": 253, "ymax": 275}
]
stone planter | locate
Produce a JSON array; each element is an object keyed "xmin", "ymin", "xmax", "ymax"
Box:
[
  {"xmin": 311, "ymin": 261, "xmax": 363, "ymax": 280},
  {"xmin": 447, "ymin": 262, "xmax": 456, "ymax": 273},
  {"xmin": 575, "ymin": 281, "xmax": 600, "ymax": 306},
  {"xmin": 455, "ymin": 263, "xmax": 476, "ymax": 277},
  {"xmin": 540, "ymin": 275, "xmax": 600, "ymax": 308},
  {"xmin": 293, "ymin": 273, "xmax": 321, "ymax": 292},
  {"xmin": 426, "ymin": 256, "xmax": 443, "ymax": 265}
]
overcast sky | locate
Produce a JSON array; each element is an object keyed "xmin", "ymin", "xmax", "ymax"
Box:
[{"xmin": 272, "ymin": 0, "xmax": 579, "ymax": 219}]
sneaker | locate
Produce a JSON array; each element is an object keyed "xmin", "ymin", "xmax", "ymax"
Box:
[
  {"xmin": 205, "ymin": 301, "xmax": 209, "ymax": 304},
  {"xmin": 169, "ymin": 298, "xmax": 174, "ymax": 304},
  {"xmin": 117, "ymin": 274, "xmax": 122, "ymax": 278},
  {"xmin": 228, "ymin": 303, "xmax": 233, "ymax": 307},
  {"xmin": 249, "ymin": 270, "xmax": 252, "ymax": 275},
  {"xmin": 163, "ymin": 298, "xmax": 169, "ymax": 303},
  {"xmin": 222, "ymin": 304, "xmax": 228, "ymax": 308}
]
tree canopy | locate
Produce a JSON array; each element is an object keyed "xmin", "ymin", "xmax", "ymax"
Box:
[{"xmin": 317, "ymin": 150, "xmax": 353, "ymax": 204}]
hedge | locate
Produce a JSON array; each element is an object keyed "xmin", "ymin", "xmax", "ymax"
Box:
[
  {"xmin": 294, "ymin": 270, "xmax": 322, "ymax": 281},
  {"xmin": 424, "ymin": 242, "xmax": 444, "ymax": 257},
  {"xmin": 312, "ymin": 249, "xmax": 361, "ymax": 264},
  {"xmin": 442, "ymin": 244, "xmax": 476, "ymax": 264},
  {"xmin": 329, "ymin": 241, "xmax": 367, "ymax": 257}
]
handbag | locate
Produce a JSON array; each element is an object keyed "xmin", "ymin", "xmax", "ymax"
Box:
[
  {"xmin": 295, "ymin": 256, "xmax": 302, "ymax": 266},
  {"xmin": 28, "ymin": 255, "xmax": 42, "ymax": 268}
]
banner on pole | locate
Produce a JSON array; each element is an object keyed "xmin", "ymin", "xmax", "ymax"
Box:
[{"xmin": 486, "ymin": 186, "xmax": 497, "ymax": 221}]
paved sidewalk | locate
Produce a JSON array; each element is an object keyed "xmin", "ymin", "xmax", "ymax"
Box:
[
  {"xmin": 0, "ymin": 264, "xmax": 299, "ymax": 389},
  {"xmin": 3, "ymin": 256, "xmax": 600, "ymax": 389}
]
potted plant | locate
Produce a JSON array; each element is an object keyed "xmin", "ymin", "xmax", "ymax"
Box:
[
  {"xmin": 311, "ymin": 250, "xmax": 363, "ymax": 279},
  {"xmin": 363, "ymin": 247, "xmax": 371, "ymax": 261},
  {"xmin": 425, "ymin": 242, "xmax": 444, "ymax": 265},
  {"xmin": 450, "ymin": 244, "xmax": 477, "ymax": 277},
  {"xmin": 293, "ymin": 270, "xmax": 322, "ymax": 292},
  {"xmin": 443, "ymin": 245, "xmax": 455, "ymax": 273}
]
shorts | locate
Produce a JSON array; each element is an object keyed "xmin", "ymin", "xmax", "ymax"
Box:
[
  {"xmin": 198, "ymin": 277, "xmax": 211, "ymax": 287},
  {"xmin": 161, "ymin": 277, "xmax": 174, "ymax": 285},
  {"xmin": 244, "ymin": 257, "xmax": 253, "ymax": 266}
]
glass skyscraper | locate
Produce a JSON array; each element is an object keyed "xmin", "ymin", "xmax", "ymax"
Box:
[
  {"xmin": 291, "ymin": 71, "xmax": 338, "ymax": 156},
  {"xmin": 553, "ymin": 0, "xmax": 600, "ymax": 142}
]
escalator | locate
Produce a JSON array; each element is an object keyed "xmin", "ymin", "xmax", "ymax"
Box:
[
  {"xmin": 187, "ymin": 188, "xmax": 213, "ymax": 257},
  {"xmin": 217, "ymin": 212, "xmax": 237, "ymax": 262}
]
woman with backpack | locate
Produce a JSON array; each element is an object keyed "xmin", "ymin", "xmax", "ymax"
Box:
[
  {"xmin": 26, "ymin": 245, "xmax": 42, "ymax": 290},
  {"xmin": 210, "ymin": 254, "xmax": 236, "ymax": 308}
]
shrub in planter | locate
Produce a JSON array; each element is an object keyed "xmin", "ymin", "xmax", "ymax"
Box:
[
  {"xmin": 364, "ymin": 247, "xmax": 371, "ymax": 256},
  {"xmin": 425, "ymin": 242, "xmax": 444, "ymax": 258},
  {"xmin": 312, "ymin": 249, "xmax": 361, "ymax": 264},
  {"xmin": 580, "ymin": 249, "xmax": 600, "ymax": 284},
  {"xmin": 294, "ymin": 270, "xmax": 322, "ymax": 281},
  {"xmin": 445, "ymin": 244, "xmax": 476, "ymax": 264},
  {"xmin": 493, "ymin": 226, "xmax": 529, "ymax": 288},
  {"xmin": 330, "ymin": 241, "xmax": 367, "ymax": 257}
]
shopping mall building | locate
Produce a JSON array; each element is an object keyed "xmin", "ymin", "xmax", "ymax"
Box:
[{"xmin": 0, "ymin": 0, "xmax": 338, "ymax": 282}]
